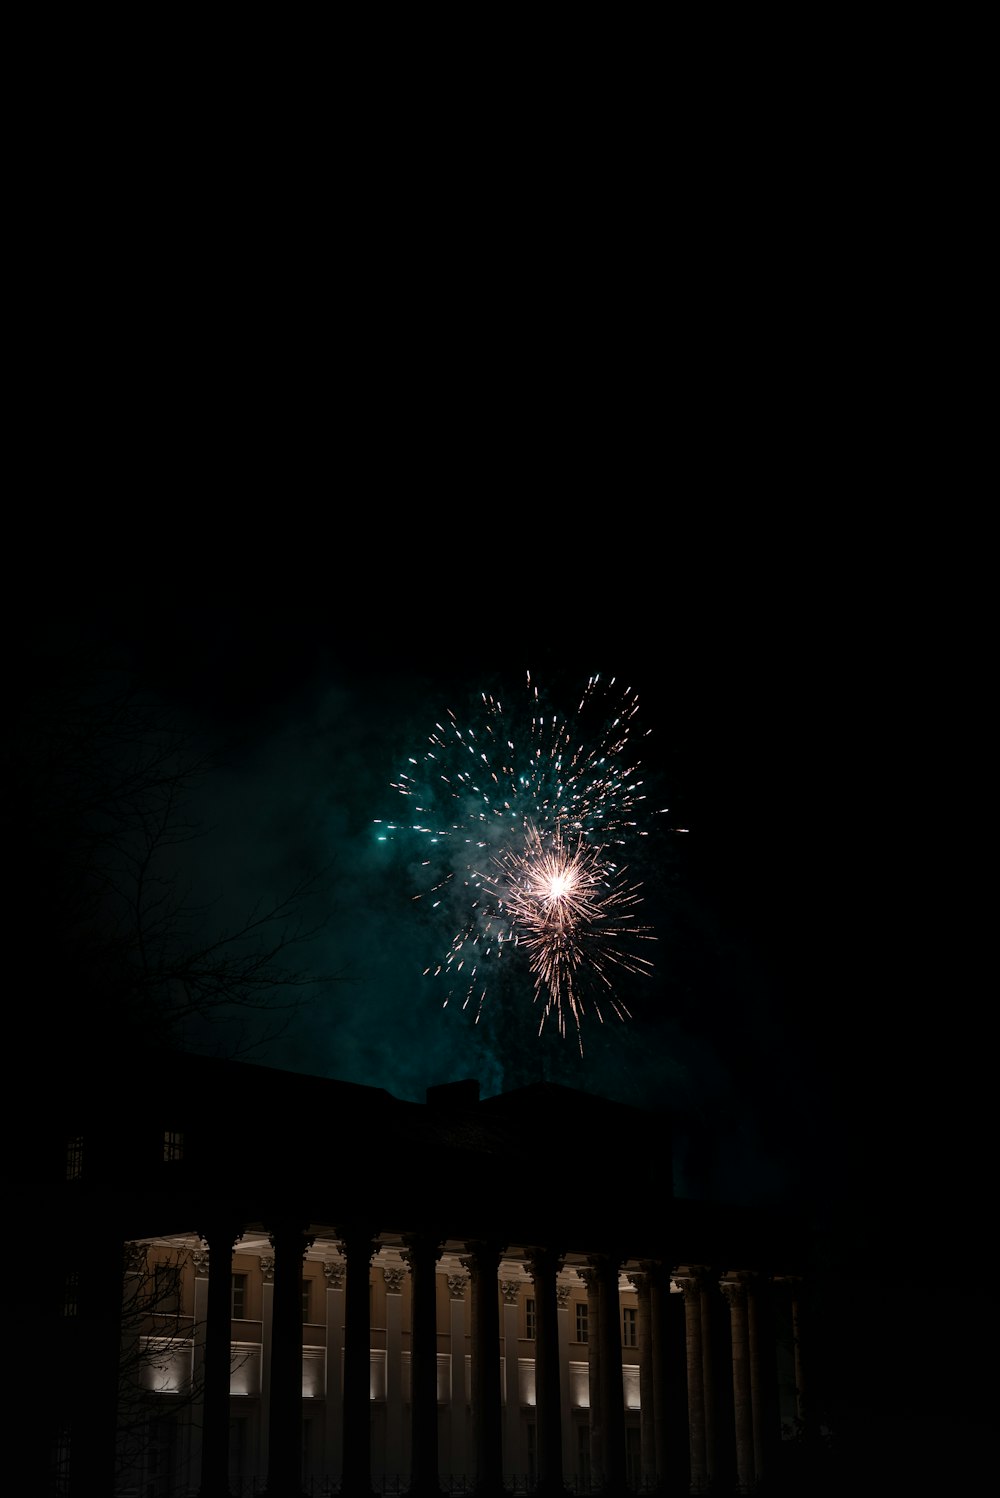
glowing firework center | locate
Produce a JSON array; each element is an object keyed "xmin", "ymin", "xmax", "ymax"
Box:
[
  {"xmin": 376, "ymin": 674, "xmax": 661, "ymax": 1044},
  {"xmin": 492, "ymin": 822, "xmax": 653, "ymax": 1039}
]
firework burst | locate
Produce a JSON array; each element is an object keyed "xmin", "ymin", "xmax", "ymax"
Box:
[
  {"xmin": 374, "ymin": 672, "xmax": 668, "ymax": 1049},
  {"xmin": 490, "ymin": 821, "xmax": 655, "ymax": 1041}
]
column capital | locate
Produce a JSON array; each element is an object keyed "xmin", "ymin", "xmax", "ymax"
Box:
[
  {"xmin": 720, "ymin": 1276, "xmax": 748, "ymax": 1310},
  {"xmin": 525, "ymin": 1245, "xmax": 565, "ymax": 1281},
  {"xmin": 676, "ymin": 1270, "xmax": 709, "ymax": 1305},
  {"xmin": 267, "ymin": 1223, "xmax": 315, "ymax": 1259},
  {"xmin": 674, "ymin": 1264, "xmax": 712, "ymax": 1295},
  {"xmin": 383, "ymin": 1265, "xmax": 406, "ymax": 1296},
  {"xmin": 460, "ymin": 1239, "xmax": 506, "ymax": 1275},
  {"xmin": 336, "ymin": 1228, "xmax": 382, "ymax": 1266},
  {"xmin": 323, "ymin": 1259, "xmax": 346, "ymax": 1290},
  {"xmin": 401, "ymin": 1232, "xmax": 443, "ymax": 1270},
  {"xmin": 197, "ymin": 1221, "xmax": 244, "ymax": 1254},
  {"xmin": 638, "ymin": 1257, "xmax": 670, "ymax": 1290}
]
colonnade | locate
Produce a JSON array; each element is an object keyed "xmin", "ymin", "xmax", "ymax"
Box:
[{"xmin": 183, "ymin": 1221, "xmax": 803, "ymax": 1497}]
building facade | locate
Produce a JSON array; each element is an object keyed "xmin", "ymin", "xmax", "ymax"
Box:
[{"xmin": 26, "ymin": 1053, "xmax": 807, "ymax": 1497}]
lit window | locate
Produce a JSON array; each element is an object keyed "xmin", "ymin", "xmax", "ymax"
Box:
[
  {"xmin": 575, "ymin": 1303, "xmax": 588, "ymax": 1343},
  {"xmin": 140, "ymin": 1341, "xmax": 192, "ymax": 1394},
  {"xmin": 525, "ymin": 1297, "xmax": 536, "ymax": 1339},
  {"xmin": 66, "ymin": 1137, "xmax": 83, "ymax": 1181},
  {"xmin": 231, "ymin": 1272, "xmax": 247, "ymax": 1319},
  {"xmin": 163, "ymin": 1130, "xmax": 184, "ymax": 1163},
  {"xmin": 623, "ymin": 1306, "xmax": 637, "ymax": 1346}
]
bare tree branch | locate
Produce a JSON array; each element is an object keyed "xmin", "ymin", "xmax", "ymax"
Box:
[{"xmin": 6, "ymin": 636, "xmax": 343, "ymax": 1067}]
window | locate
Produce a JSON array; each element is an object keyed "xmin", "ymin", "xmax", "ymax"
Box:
[
  {"xmin": 163, "ymin": 1130, "xmax": 184, "ymax": 1163},
  {"xmin": 302, "ymin": 1280, "xmax": 311, "ymax": 1323},
  {"xmin": 575, "ymin": 1303, "xmax": 589, "ymax": 1343},
  {"xmin": 623, "ymin": 1305, "xmax": 637, "ymax": 1346},
  {"xmin": 140, "ymin": 1340, "xmax": 193, "ymax": 1394},
  {"xmin": 155, "ymin": 1263, "xmax": 182, "ymax": 1316},
  {"xmin": 63, "ymin": 1269, "xmax": 79, "ymax": 1317},
  {"xmin": 66, "ymin": 1136, "xmax": 83, "ymax": 1181},
  {"xmin": 51, "ymin": 1426, "xmax": 71, "ymax": 1496},
  {"xmin": 525, "ymin": 1296, "xmax": 536, "ymax": 1339},
  {"xmin": 231, "ymin": 1272, "xmax": 247, "ymax": 1319}
]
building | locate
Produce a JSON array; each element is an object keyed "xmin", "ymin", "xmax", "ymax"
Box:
[{"xmin": 25, "ymin": 1051, "xmax": 809, "ymax": 1496}]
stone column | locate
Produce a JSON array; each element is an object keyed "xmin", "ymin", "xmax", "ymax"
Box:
[
  {"xmin": 499, "ymin": 1279, "xmax": 522, "ymax": 1478},
  {"xmin": 556, "ymin": 1284, "xmax": 573, "ymax": 1478},
  {"xmin": 721, "ymin": 1274, "xmax": 754, "ymax": 1493},
  {"xmin": 699, "ymin": 1273, "xmax": 718, "ymax": 1485},
  {"xmin": 262, "ymin": 1223, "xmax": 312, "ymax": 1498},
  {"xmin": 323, "ymin": 1259, "xmax": 346, "ymax": 1481},
  {"xmin": 629, "ymin": 1269, "xmax": 654, "ymax": 1485},
  {"xmin": 461, "ymin": 1240, "xmax": 505, "ymax": 1498},
  {"xmin": 577, "ymin": 1266, "xmax": 604, "ymax": 1487},
  {"xmin": 677, "ymin": 1271, "xmax": 707, "ymax": 1492},
  {"xmin": 592, "ymin": 1255, "xmax": 626, "ymax": 1496},
  {"xmin": 526, "ymin": 1247, "xmax": 566, "ymax": 1497},
  {"xmin": 190, "ymin": 1244, "xmax": 210, "ymax": 1484},
  {"xmin": 339, "ymin": 1228, "xmax": 381, "ymax": 1498},
  {"xmin": 260, "ymin": 1255, "xmax": 275, "ymax": 1477},
  {"xmin": 383, "ymin": 1264, "xmax": 406, "ymax": 1479},
  {"xmin": 787, "ymin": 1276, "xmax": 810, "ymax": 1434},
  {"xmin": 640, "ymin": 1260, "xmax": 669, "ymax": 1483},
  {"xmin": 446, "ymin": 1273, "xmax": 469, "ymax": 1482},
  {"xmin": 197, "ymin": 1221, "xmax": 243, "ymax": 1498},
  {"xmin": 403, "ymin": 1234, "xmax": 445, "ymax": 1498},
  {"xmin": 76, "ymin": 1230, "xmax": 128, "ymax": 1498},
  {"xmin": 746, "ymin": 1272, "xmax": 774, "ymax": 1483}
]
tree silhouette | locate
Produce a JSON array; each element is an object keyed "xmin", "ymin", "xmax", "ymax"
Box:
[{"xmin": 6, "ymin": 632, "xmax": 335, "ymax": 1076}]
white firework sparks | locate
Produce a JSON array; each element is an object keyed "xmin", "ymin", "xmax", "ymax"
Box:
[{"xmin": 374, "ymin": 672, "xmax": 669, "ymax": 1046}]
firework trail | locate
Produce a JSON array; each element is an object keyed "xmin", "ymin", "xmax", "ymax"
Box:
[{"xmin": 374, "ymin": 672, "xmax": 668, "ymax": 1049}]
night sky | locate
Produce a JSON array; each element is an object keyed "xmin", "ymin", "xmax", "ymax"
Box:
[
  {"xmin": 10, "ymin": 534, "xmax": 971, "ymax": 1238},
  {"xmin": 16, "ymin": 552, "xmax": 881, "ymax": 1217}
]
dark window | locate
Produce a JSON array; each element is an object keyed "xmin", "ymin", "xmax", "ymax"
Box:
[
  {"xmin": 163, "ymin": 1130, "xmax": 184, "ymax": 1163},
  {"xmin": 302, "ymin": 1279, "xmax": 311, "ymax": 1323},
  {"xmin": 63, "ymin": 1270, "xmax": 79, "ymax": 1317},
  {"xmin": 575, "ymin": 1303, "xmax": 588, "ymax": 1343},
  {"xmin": 525, "ymin": 1297, "xmax": 536, "ymax": 1339},
  {"xmin": 66, "ymin": 1137, "xmax": 83, "ymax": 1181},
  {"xmin": 623, "ymin": 1305, "xmax": 637, "ymax": 1346},
  {"xmin": 51, "ymin": 1426, "xmax": 71, "ymax": 1496},
  {"xmin": 231, "ymin": 1273, "xmax": 247, "ymax": 1319},
  {"xmin": 155, "ymin": 1264, "xmax": 182, "ymax": 1316}
]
